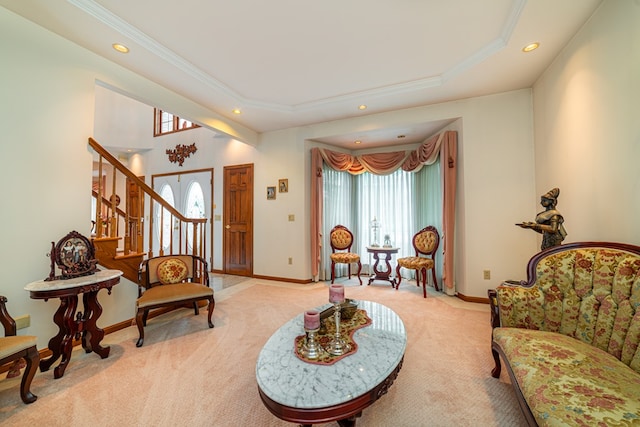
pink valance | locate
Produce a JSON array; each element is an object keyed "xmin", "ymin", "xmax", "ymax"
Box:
[
  {"xmin": 318, "ymin": 148, "xmax": 409, "ymax": 175},
  {"xmin": 401, "ymin": 132, "xmax": 443, "ymax": 171},
  {"xmin": 311, "ymin": 130, "xmax": 458, "ymax": 291}
]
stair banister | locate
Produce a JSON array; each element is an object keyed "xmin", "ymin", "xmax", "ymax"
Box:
[{"xmin": 89, "ymin": 137, "xmax": 206, "ymax": 260}]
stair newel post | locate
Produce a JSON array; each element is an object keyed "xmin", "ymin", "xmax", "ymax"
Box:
[
  {"xmin": 137, "ymin": 186, "xmax": 143, "ymax": 254},
  {"xmin": 124, "ymin": 185, "xmax": 130, "ymax": 255},
  {"xmin": 148, "ymin": 196, "xmax": 155, "ymax": 258},
  {"xmin": 110, "ymin": 166, "xmax": 117, "ymax": 238},
  {"xmin": 96, "ymin": 156, "xmax": 103, "ymax": 237},
  {"xmin": 158, "ymin": 203, "xmax": 164, "ymax": 257}
]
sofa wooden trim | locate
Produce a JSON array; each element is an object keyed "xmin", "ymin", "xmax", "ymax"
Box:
[
  {"xmin": 488, "ymin": 289, "xmax": 537, "ymax": 426},
  {"xmin": 489, "ymin": 241, "xmax": 640, "ymax": 426}
]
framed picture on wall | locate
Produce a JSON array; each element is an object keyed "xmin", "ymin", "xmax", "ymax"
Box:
[
  {"xmin": 279, "ymin": 179, "xmax": 288, "ymax": 193},
  {"xmin": 267, "ymin": 186, "xmax": 276, "ymax": 200}
]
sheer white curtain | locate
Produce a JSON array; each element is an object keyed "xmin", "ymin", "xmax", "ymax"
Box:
[
  {"xmin": 416, "ymin": 161, "xmax": 443, "ymax": 281},
  {"xmin": 322, "ymin": 160, "xmax": 442, "ymax": 283},
  {"xmin": 322, "ymin": 166, "xmax": 354, "ymax": 280}
]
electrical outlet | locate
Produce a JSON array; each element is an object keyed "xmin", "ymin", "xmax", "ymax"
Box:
[
  {"xmin": 288, "ymin": 257, "xmax": 293, "ymax": 265},
  {"xmin": 15, "ymin": 314, "xmax": 30, "ymax": 330},
  {"xmin": 483, "ymin": 270, "xmax": 491, "ymax": 280}
]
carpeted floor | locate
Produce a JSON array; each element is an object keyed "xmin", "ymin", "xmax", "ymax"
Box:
[{"xmin": 0, "ymin": 278, "xmax": 527, "ymax": 426}]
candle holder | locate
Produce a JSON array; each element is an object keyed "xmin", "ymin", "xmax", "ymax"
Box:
[
  {"xmin": 326, "ymin": 301, "xmax": 351, "ymax": 356},
  {"xmin": 301, "ymin": 326, "xmax": 323, "ymax": 360}
]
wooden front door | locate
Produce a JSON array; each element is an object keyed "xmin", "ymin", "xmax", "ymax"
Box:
[{"xmin": 223, "ymin": 164, "xmax": 253, "ymax": 276}]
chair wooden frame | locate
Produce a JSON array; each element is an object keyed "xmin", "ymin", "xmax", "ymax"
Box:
[
  {"xmin": 135, "ymin": 255, "xmax": 214, "ymax": 347},
  {"xmin": 329, "ymin": 225, "xmax": 362, "ymax": 285},
  {"xmin": 395, "ymin": 226, "xmax": 440, "ymax": 298},
  {"xmin": 0, "ymin": 295, "xmax": 39, "ymax": 404}
]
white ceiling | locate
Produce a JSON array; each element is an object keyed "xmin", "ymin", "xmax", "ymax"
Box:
[{"xmin": 2, "ymin": 0, "xmax": 602, "ymax": 149}]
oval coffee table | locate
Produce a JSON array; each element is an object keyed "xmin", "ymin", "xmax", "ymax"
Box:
[{"xmin": 256, "ymin": 300, "xmax": 406, "ymax": 426}]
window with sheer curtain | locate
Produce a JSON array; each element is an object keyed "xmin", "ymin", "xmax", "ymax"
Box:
[{"xmin": 322, "ymin": 160, "xmax": 442, "ymax": 282}]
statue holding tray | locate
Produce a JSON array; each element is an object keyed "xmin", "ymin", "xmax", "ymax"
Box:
[{"xmin": 516, "ymin": 187, "xmax": 567, "ymax": 251}]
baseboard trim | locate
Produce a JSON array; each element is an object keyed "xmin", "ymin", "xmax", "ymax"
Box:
[
  {"xmin": 455, "ymin": 292, "xmax": 489, "ymax": 304},
  {"xmin": 252, "ymin": 274, "xmax": 313, "ymax": 284},
  {"xmin": 210, "ymin": 269, "xmax": 313, "ymax": 284}
]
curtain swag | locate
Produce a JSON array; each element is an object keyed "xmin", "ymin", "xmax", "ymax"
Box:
[
  {"xmin": 311, "ymin": 130, "xmax": 458, "ymax": 291},
  {"xmin": 318, "ymin": 131, "xmax": 447, "ymax": 175}
]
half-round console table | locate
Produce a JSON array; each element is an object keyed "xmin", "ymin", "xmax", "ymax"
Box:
[
  {"xmin": 256, "ymin": 300, "xmax": 406, "ymax": 426},
  {"xmin": 24, "ymin": 269, "xmax": 122, "ymax": 379}
]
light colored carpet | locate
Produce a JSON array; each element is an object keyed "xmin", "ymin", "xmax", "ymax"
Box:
[{"xmin": 0, "ymin": 278, "xmax": 526, "ymax": 426}]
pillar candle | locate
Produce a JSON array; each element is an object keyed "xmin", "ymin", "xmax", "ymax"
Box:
[
  {"xmin": 304, "ymin": 310, "xmax": 320, "ymax": 330},
  {"xmin": 329, "ymin": 284, "xmax": 345, "ymax": 303}
]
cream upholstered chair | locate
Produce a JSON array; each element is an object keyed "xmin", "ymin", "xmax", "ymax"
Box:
[
  {"xmin": 329, "ymin": 225, "xmax": 362, "ymax": 285},
  {"xmin": 0, "ymin": 295, "xmax": 39, "ymax": 404},
  {"xmin": 135, "ymin": 255, "xmax": 214, "ymax": 347},
  {"xmin": 395, "ymin": 226, "xmax": 440, "ymax": 298}
]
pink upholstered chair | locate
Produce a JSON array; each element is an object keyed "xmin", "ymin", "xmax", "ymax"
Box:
[
  {"xmin": 0, "ymin": 295, "xmax": 39, "ymax": 404},
  {"xmin": 329, "ymin": 225, "xmax": 362, "ymax": 285},
  {"xmin": 395, "ymin": 226, "xmax": 440, "ymax": 298}
]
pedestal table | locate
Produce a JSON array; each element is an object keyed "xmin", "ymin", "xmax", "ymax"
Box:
[
  {"xmin": 24, "ymin": 269, "xmax": 122, "ymax": 378},
  {"xmin": 366, "ymin": 247, "xmax": 399, "ymax": 286}
]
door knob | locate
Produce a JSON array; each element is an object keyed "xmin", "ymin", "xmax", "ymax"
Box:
[{"xmin": 225, "ymin": 225, "xmax": 230, "ymax": 229}]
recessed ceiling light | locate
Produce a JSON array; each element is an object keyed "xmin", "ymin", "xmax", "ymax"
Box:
[
  {"xmin": 522, "ymin": 42, "xmax": 540, "ymax": 53},
  {"xmin": 354, "ymin": 140, "xmax": 362, "ymax": 144},
  {"xmin": 232, "ymin": 108, "xmax": 242, "ymax": 114},
  {"xmin": 358, "ymin": 105, "xmax": 367, "ymax": 110},
  {"xmin": 397, "ymin": 135, "xmax": 406, "ymax": 139},
  {"xmin": 112, "ymin": 43, "xmax": 129, "ymax": 53}
]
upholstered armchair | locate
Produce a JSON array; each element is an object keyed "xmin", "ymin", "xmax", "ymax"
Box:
[
  {"xmin": 135, "ymin": 255, "xmax": 215, "ymax": 347},
  {"xmin": 395, "ymin": 226, "xmax": 440, "ymax": 298},
  {"xmin": 329, "ymin": 225, "xmax": 362, "ymax": 285},
  {"xmin": 0, "ymin": 295, "xmax": 39, "ymax": 404}
]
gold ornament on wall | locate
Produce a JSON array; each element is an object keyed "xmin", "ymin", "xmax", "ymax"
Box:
[{"xmin": 166, "ymin": 143, "xmax": 197, "ymax": 166}]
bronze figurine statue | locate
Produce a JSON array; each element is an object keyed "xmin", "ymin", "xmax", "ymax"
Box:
[{"xmin": 517, "ymin": 187, "xmax": 567, "ymax": 250}]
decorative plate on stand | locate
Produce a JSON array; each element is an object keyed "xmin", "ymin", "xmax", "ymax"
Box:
[{"xmin": 46, "ymin": 230, "xmax": 99, "ymax": 281}]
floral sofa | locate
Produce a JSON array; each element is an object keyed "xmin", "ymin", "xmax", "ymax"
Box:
[{"xmin": 488, "ymin": 242, "xmax": 640, "ymax": 426}]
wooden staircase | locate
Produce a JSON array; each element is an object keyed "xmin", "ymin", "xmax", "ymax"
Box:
[
  {"xmin": 90, "ymin": 137, "xmax": 207, "ymax": 286},
  {"xmin": 92, "ymin": 237, "xmax": 144, "ymax": 284}
]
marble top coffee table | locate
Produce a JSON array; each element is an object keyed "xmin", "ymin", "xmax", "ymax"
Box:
[{"xmin": 256, "ymin": 300, "xmax": 406, "ymax": 426}]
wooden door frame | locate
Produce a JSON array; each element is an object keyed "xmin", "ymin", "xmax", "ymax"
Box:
[{"xmin": 150, "ymin": 168, "xmax": 214, "ymax": 268}]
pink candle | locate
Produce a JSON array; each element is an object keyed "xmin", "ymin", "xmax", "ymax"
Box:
[
  {"xmin": 329, "ymin": 284, "xmax": 345, "ymax": 303},
  {"xmin": 304, "ymin": 310, "xmax": 320, "ymax": 330}
]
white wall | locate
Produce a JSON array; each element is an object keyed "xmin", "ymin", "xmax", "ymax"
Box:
[
  {"xmin": 97, "ymin": 83, "xmax": 539, "ymax": 301},
  {"xmin": 296, "ymin": 90, "xmax": 538, "ymax": 297},
  {"xmin": 94, "ymin": 86, "xmax": 306, "ymax": 277},
  {"xmin": 0, "ymin": 9, "xmax": 123, "ymax": 347},
  {"xmin": 9, "ymin": 1, "xmax": 632, "ymax": 348},
  {"xmin": 254, "ymin": 128, "xmax": 309, "ymax": 279},
  {"xmin": 533, "ymin": 0, "xmax": 640, "ymax": 245},
  {"xmin": 0, "ymin": 8, "xmax": 255, "ymax": 349}
]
